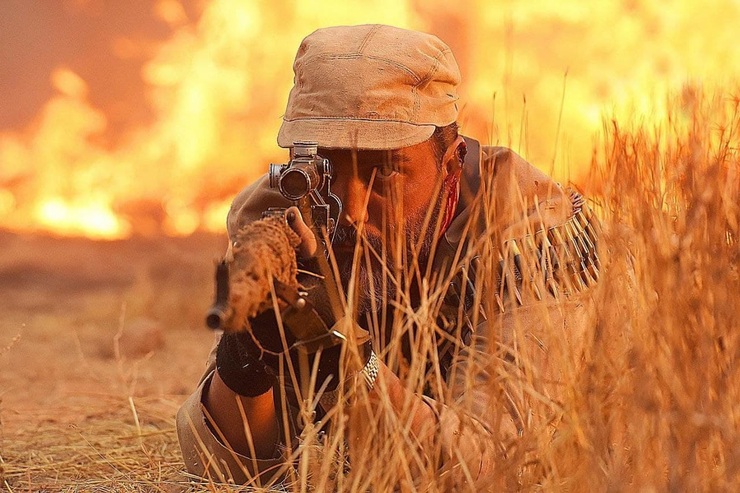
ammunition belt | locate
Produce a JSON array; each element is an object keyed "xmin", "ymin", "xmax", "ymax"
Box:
[
  {"xmin": 435, "ymin": 191, "xmax": 601, "ymax": 381},
  {"xmin": 494, "ymin": 190, "xmax": 601, "ymax": 311},
  {"xmin": 443, "ymin": 191, "xmax": 601, "ymax": 325}
]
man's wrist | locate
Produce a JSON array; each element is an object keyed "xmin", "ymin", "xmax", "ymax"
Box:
[
  {"xmin": 319, "ymin": 349, "xmax": 380, "ymax": 409},
  {"xmin": 359, "ymin": 350, "xmax": 380, "ymax": 391}
]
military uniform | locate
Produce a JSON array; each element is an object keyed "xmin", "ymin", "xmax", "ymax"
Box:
[{"xmin": 177, "ymin": 139, "xmax": 601, "ymax": 484}]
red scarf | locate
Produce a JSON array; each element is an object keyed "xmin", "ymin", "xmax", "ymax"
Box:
[{"xmin": 438, "ymin": 171, "xmax": 460, "ymax": 238}]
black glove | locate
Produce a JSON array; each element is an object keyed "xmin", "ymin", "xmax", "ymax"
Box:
[
  {"xmin": 244, "ymin": 256, "xmax": 371, "ymax": 393},
  {"xmin": 215, "ymin": 330, "xmax": 275, "ymax": 397},
  {"xmin": 214, "ymin": 271, "xmax": 344, "ymax": 397},
  {"xmin": 216, "ymin": 208, "xmax": 370, "ymax": 397}
]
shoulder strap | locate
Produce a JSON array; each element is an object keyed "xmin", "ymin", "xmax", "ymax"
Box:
[{"xmin": 457, "ymin": 135, "xmax": 481, "ymax": 216}]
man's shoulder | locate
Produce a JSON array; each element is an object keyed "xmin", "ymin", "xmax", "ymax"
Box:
[
  {"xmin": 480, "ymin": 144, "xmax": 516, "ymax": 161},
  {"xmin": 479, "ymin": 145, "xmax": 553, "ymax": 183},
  {"xmin": 226, "ymin": 175, "xmax": 291, "ymax": 238},
  {"xmin": 455, "ymin": 144, "xmax": 574, "ymax": 241},
  {"xmin": 470, "ymin": 144, "xmax": 571, "ymax": 209},
  {"xmin": 449, "ymin": 144, "xmax": 601, "ymax": 305}
]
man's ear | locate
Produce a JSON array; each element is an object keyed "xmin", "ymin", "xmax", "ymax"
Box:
[{"xmin": 441, "ymin": 136, "xmax": 467, "ymax": 177}]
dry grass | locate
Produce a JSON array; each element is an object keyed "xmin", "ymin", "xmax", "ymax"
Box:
[
  {"xmin": 2, "ymin": 86, "xmax": 738, "ymax": 491},
  {"xmin": 0, "ymin": 233, "xmax": 223, "ymax": 492},
  {"xmin": 568, "ymin": 86, "xmax": 739, "ymax": 491},
  {"xmin": 2, "ymin": 397, "xmax": 185, "ymax": 492}
]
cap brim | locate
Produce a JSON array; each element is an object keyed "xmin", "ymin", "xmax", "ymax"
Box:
[{"xmin": 278, "ymin": 118, "xmax": 436, "ymax": 150}]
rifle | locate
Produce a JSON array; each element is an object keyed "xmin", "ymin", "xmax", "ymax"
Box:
[{"xmin": 205, "ymin": 142, "xmax": 346, "ymax": 353}]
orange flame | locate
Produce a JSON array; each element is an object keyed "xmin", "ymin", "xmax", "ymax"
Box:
[{"xmin": 1, "ymin": 0, "xmax": 737, "ymax": 239}]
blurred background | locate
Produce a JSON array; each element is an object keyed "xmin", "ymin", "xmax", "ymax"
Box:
[
  {"xmin": 1, "ymin": 2, "xmax": 738, "ymax": 488},
  {"xmin": 2, "ymin": 0, "xmax": 739, "ymax": 240}
]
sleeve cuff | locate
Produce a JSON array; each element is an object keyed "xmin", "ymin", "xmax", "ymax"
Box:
[{"xmin": 176, "ymin": 370, "xmax": 286, "ymax": 486}]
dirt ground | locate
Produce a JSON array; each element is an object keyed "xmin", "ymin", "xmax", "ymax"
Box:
[{"xmin": 0, "ymin": 230, "xmax": 230, "ymax": 490}]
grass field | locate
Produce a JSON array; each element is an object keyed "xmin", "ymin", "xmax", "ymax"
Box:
[{"xmin": 1, "ymin": 87, "xmax": 737, "ymax": 491}]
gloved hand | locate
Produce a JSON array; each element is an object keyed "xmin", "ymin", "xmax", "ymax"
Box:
[
  {"xmin": 244, "ymin": 264, "xmax": 352, "ymax": 392},
  {"xmin": 215, "ymin": 329, "xmax": 275, "ymax": 397},
  {"xmin": 218, "ymin": 207, "xmax": 371, "ymax": 398}
]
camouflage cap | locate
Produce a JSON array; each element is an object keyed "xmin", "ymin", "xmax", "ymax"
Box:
[{"xmin": 278, "ymin": 24, "xmax": 461, "ymax": 150}]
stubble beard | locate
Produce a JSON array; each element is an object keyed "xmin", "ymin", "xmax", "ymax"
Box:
[{"xmin": 332, "ymin": 199, "xmax": 442, "ymax": 316}]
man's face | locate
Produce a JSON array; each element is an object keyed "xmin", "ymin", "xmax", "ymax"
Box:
[{"xmin": 319, "ymin": 139, "xmax": 445, "ymax": 315}]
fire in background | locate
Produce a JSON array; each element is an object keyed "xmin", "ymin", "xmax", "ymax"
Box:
[{"xmin": 2, "ymin": 0, "xmax": 738, "ymax": 239}]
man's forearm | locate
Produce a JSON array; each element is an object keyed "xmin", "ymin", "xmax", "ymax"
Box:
[{"xmin": 203, "ymin": 369, "xmax": 280, "ymax": 459}]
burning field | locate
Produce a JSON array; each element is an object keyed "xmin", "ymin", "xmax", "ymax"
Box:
[{"xmin": 1, "ymin": 1, "xmax": 739, "ymax": 491}]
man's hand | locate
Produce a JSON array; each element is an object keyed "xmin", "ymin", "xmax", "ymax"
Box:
[{"xmin": 242, "ymin": 207, "xmax": 370, "ymax": 396}]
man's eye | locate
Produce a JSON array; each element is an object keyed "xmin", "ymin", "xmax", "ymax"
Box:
[{"xmin": 375, "ymin": 163, "xmax": 398, "ymax": 180}]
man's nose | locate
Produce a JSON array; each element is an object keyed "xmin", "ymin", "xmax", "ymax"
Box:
[{"xmin": 335, "ymin": 173, "xmax": 369, "ymax": 226}]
